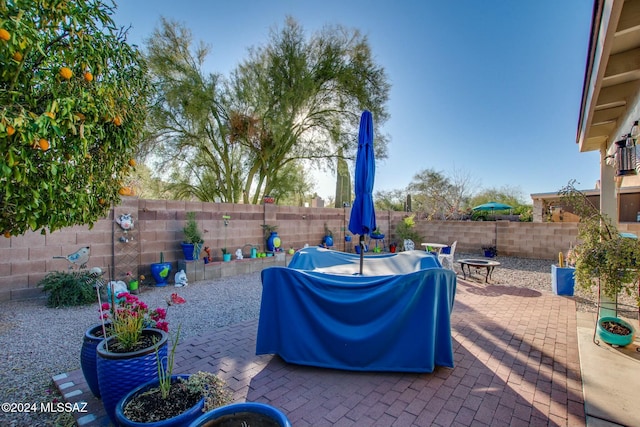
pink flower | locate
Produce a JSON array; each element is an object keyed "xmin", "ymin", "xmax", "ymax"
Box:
[
  {"xmin": 151, "ymin": 308, "xmax": 167, "ymax": 321},
  {"xmin": 101, "ymin": 303, "xmax": 110, "ymax": 311},
  {"xmin": 155, "ymin": 321, "xmax": 169, "ymax": 332}
]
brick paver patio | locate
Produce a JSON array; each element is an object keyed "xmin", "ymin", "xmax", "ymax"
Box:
[{"xmin": 55, "ymin": 277, "xmax": 585, "ymax": 426}]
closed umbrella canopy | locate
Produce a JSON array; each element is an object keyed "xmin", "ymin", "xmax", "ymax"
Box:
[
  {"xmin": 349, "ymin": 110, "xmax": 376, "ymax": 274},
  {"xmin": 472, "ymin": 201, "xmax": 513, "ymax": 211}
]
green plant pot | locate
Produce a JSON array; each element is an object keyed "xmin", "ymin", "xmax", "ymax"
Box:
[
  {"xmin": 597, "ymin": 316, "xmax": 634, "ymax": 347},
  {"xmin": 128, "ymin": 280, "xmax": 138, "ymax": 292}
]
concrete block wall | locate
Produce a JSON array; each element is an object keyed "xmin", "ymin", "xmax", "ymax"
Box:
[{"xmin": 1, "ymin": 197, "xmax": 584, "ymax": 301}]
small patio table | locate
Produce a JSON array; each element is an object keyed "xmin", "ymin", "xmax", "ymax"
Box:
[{"xmin": 458, "ymin": 259, "xmax": 500, "ymax": 283}]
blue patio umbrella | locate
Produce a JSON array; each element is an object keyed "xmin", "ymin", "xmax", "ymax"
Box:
[
  {"xmin": 472, "ymin": 201, "xmax": 513, "ymax": 211},
  {"xmin": 349, "ymin": 110, "xmax": 376, "ymax": 275},
  {"xmin": 472, "ymin": 201, "xmax": 512, "ymax": 246}
]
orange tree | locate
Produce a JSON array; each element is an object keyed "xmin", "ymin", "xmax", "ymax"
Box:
[{"xmin": 0, "ymin": 0, "xmax": 150, "ymax": 236}]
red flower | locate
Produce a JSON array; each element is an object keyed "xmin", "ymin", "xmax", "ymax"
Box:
[{"xmin": 155, "ymin": 321, "xmax": 169, "ymax": 332}]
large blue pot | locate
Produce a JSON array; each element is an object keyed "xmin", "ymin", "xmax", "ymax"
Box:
[
  {"xmin": 97, "ymin": 328, "xmax": 168, "ymax": 425},
  {"xmin": 116, "ymin": 375, "xmax": 204, "ymax": 427},
  {"xmin": 80, "ymin": 323, "xmax": 109, "ymax": 398},
  {"xmin": 266, "ymin": 232, "xmax": 281, "ymax": 252},
  {"xmin": 188, "ymin": 402, "xmax": 292, "ymax": 427},
  {"xmin": 150, "ymin": 262, "xmax": 172, "ymax": 286},
  {"xmin": 181, "ymin": 243, "xmax": 203, "ymax": 260},
  {"xmin": 323, "ymin": 235, "xmax": 334, "ymax": 247}
]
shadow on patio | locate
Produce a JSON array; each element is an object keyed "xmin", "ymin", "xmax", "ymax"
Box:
[{"xmin": 55, "ymin": 277, "xmax": 586, "ymax": 426}]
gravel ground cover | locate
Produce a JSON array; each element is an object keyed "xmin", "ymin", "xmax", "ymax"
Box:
[{"xmin": 0, "ymin": 254, "xmax": 637, "ymax": 426}]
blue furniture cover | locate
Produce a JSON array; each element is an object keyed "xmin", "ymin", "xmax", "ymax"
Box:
[{"xmin": 256, "ymin": 247, "xmax": 457, "ymax": 372}]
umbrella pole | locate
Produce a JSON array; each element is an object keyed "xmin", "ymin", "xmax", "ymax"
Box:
[{"xmin": 359, "ymin": 235, "xmax": 364, "ymax": 275}]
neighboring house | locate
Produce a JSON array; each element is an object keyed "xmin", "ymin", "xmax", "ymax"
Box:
[
  {"xmin": 530, "ymin": 179, "xmax": 640, "ymax": 223},
  {"xmin": 576, "ymin": 0, "xmax": 640, "ymax": 225}
]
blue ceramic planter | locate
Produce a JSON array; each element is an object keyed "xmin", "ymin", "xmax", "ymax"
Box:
[
  {"xmin": 188, "ymin": 402, "xmax": 292, "ymax": 427},
  {"xmin": 150, "ymin": 262, "xmax": 172, "ymax": 286},
  {"xmin": 267, "ymin": 232, "xmax": 281, "ymax": 252},
  {"xmin": 551, "ymin": 265, "xmax": 575, "ymax": 296},
  {"xmin": 597, "ymin": 316, "xmax": 634, "ymax": 347},
  {"xmin": 116, "ymin": 375, "xmax": 204, "ymax": 427},
  {"xmin": 80, "ymin": 323, "xmax": 109, "ymax": 398},
  {"xmin": 181, "ymin": 243, "xmax": 203, "ymax": 261},
  {"xmin": 97, "ymin": 328, "xmax": 168, "ymax": 425}
]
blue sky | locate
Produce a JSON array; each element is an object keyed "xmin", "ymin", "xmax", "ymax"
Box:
[{"xmin": 113, "ymin": 0, "xmax": 600, "ymax": 202}]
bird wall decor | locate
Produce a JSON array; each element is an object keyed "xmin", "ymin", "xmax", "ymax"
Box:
[{"xmin": 53, "ymin": 246, "xmax": 91, "ymax": 269}]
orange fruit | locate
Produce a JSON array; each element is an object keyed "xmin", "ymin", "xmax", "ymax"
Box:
[
  {"xmin": 118, "ymin": 187, "xmax": 130, "ymax": 196},
  {"xmin": 0, "ymin": 29, "xmax": 10, "ymax": 41},
  {"xmin": 44, "ymin": 112, "xmax": 55, "ymax": 119},
  {"xmin": 59, "ymin": 67, "xmax": 72, "ymax": 80},
  {"xmin": 6, "ymin": 126, "xmax": 15, "ymax": 136},
  {"xmin": 98, "ymin": 198, "xmax": 106, "ymax": 205},
  {"xmin": 38, "ymin": 138, "xmax": 50, "ymax": 151},
  {"xmin": 3, "ymin": 231, "xmax": 10, "ymax": 238},
  {"xmin": 12, "ymin": 52, "xmax": 22, "ymax": 62},
  {"xmin": 128, "ymin": 159, "xmax": 136, "ymax": 167},
  {"xmin": 112, "ymin": 116, "xmax": 122, "ymax": 126},
  {"xmin": 75, "ymin": 112, "xmax": 86, "ymax": 121},
  {"xmin": 84, "ymin": 71, "xmax": 93, "ymax": 82}
]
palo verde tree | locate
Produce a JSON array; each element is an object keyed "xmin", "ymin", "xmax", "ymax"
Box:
[
  {"xmin": 0, "ymin": 0, "xmax": 150, "ymax": 236},
  {"xmin": 145, "ymin": 17, "xmax": 390, "ymax": 204},
  {"xmin": 143, "ymin": 18, "xmax": 246, "ymax": 203},
  {"xmin": 226, "ymin": 17, "xmax": 390, "ymax": 204}
]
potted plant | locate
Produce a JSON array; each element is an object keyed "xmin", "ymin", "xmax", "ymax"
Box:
[
  {"xmin": 203, "ymin": 246, "xmax": 212, "ymax": 264},
  {"xmin": 151, "ymin": 252, "xmax": 172, "ymax": 286},
  {"xmin": 482, "ymin": 244, "xmax": 497, "ymax": 258},
  {"xmin": 262, "ymin": 224, "xmax": 280, "ymax": 252},
  {"xmin": 96, "ymin": 292, "xmax": 170, "ymax": 424},
  {"xmin": 552, "ymin": 250, "xmax": 575, "ymax": 296},
  {"xmin": 322, "ymin": 223, "xmax": 334, "ymax": 247},
  {"xmin": 189, "ymin": 402, "xmax": 292, "ymax": 427},
  {"xmin": 116, "ymin": 326, "xmax": 233, "ymax": 426},
  {"xmin": 125, "ymin": 271, "xmax": 139, "ymax": 294},
  {"xmin": 559, "ymin": 181, "xmax": 640, "ymax": 346},
  {"xmin": 370, "ymin": 227, "xmax": 384, "ymax": 239},
  {"xmin": 181, "ymin": 212, "xmax": 204, "ymax": 261},
  {"xmin": 221, "ymin": 248, "xmax": 231, "ymax": 262},
  {"xmin": 395, "ymin": 214, "xmax": 421, "ymax": 251}
]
